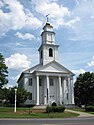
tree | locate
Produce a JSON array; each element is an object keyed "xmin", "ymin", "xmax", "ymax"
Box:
[
  {"xmin": 0, "ymin": 53, "xmax": 8, "ymax": 88},
  {"xmin": 74, "ymin": 72, "xmax": 94, "ymax": 106},
  {"xmin": 7, "ymin": 87, "xmax": 28, "ymax": 106}
]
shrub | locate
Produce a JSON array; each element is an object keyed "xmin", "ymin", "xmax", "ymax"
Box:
[
  {"xmin": 85, "ymin": 106, "xmax": 94, "ymax": 112},
  {"xmin": 51, "ymin": 102, "xmax": 57, "ymax": 106},
  {"xmin": 46, "ymin": 105, "xmax": 65, "ymax": 113},
  {"xmin": 46, "ymin": 106, "xmax": 53, "ymax": 113}
]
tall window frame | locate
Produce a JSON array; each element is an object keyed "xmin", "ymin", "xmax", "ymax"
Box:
[
  {"xmin": 28, "ymin": 93, "xmax": 32, "ymax": 100},
  {"xmin": 50, "ymin": 78, "xmax": 54, "ymax": 86},
  {"xmin": 28, "ymin": 78, "xmax": 32, "ymax": 86},
  {"xmin": 49, "ymin": 48, "xmax": 53, "ymax": 57},
  {"xmin": 40, "ymin": 50, "xmax": 43, "ymax": 59}
]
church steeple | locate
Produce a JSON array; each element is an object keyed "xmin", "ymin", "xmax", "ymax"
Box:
[
  {"xmin": 38, "ymin": 21, "xmax": 59, "ymax": 65},
  {"xmin": 41, "ymin": 22, "xmax": 55, "ymax": 45}
]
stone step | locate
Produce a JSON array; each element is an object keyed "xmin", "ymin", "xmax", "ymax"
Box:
[
  {"xmin": 33, "ymin": 105, "xmax": 47, "ymax": 109},
  {"xmin": 65, "ymin": 104, "xmax": 77, "ymax": 108}
]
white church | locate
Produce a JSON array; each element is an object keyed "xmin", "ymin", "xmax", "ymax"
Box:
[{"xmin": 17, "ymin": 20, "xmax": 75, "ymax": 106}]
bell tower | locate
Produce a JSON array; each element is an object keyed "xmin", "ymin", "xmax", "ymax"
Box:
[{"xmin": 38, "ymin": 19, "xmax": 59, "ymax": 65}]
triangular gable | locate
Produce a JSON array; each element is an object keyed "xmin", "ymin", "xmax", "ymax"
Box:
[
  {"xmin": 36, "ymin": 61, "xmax": 74, "ymax": 75},
  {"xmin": 23, "ymin": 64, "xmax": 41, "ymax": 73}
]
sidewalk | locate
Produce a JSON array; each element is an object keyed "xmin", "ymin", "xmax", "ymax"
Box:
[{"xmin": 66, "ymin": 109, "xmax": 94, "ymax": 117}]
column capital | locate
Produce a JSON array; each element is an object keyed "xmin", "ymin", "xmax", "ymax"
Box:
[
  {"xmin": 70, "ymin": 77, "xmax": 73, "ymax": 80},
  {"xmin": 36, "ymin": 75, "xmax": 39, "ymax": 77},
  {"xmin": 64, "ymin": 76, "xmax": 68, "ymax": 80},
  {"xmin": 58, "ymin": 76, "xmax": 61, "ymax": 78},
  {"xmin": 46, "ymin": 75, "xmax": 49, "ymax": 77}
]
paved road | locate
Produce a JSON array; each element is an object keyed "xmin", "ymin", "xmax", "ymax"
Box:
[{"xmin": 0, "ymin": 118, "xmax": 94, "ymax": 125}]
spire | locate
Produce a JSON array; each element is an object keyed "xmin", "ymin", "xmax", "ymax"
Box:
[
  {"xmin": 46, "ymin": 14, "xmax": 50, "ymax": 23},
  {"xmin": 43, "ymin": 14, "xmax": 53, "ymax": 32}
]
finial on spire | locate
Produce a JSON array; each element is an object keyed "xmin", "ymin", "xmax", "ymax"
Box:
[{"xmin": 46, "ymin": 14, "xmax": 50, "ymax": 22}]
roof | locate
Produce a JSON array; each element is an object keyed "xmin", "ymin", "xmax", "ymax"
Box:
[
  {"xmin": 17, "ymin": 61, "xmax": 74, "ymax": 83},
  {"xmin": 36, "ymin": 61, "xmax": 74, "ymax": 75}
]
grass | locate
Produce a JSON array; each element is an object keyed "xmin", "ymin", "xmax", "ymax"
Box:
[
  {"xmin": 0, "ymin": 112, "xmax": 79, "ymax": 118},
  {"xmin": 68, "ymin": 107, "xmax": 94, "ymax": 116},
  {"xmin": 88, "ymin": 112, "xmax": 94, "ymax": 115},
  {"xmin": 0, "ymin": 107, "xmax": 79, "ymax": 118},
  {"xmin": 68, "ymin": 108, "xmax": 85, "ymax": 112},
  {"xmin": 0, "ymin": 107, "xmax": 30, "ymax": 112}
]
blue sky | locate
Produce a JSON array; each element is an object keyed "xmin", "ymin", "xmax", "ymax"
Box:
[{"xmin": 0, "ymin": 0, "xmax": 94, "ymax": 87}]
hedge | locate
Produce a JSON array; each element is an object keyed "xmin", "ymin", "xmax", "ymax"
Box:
[
  {"xmin": 85, "ymin": 106, "xmax": 94, "ymax": 112},
  {"xmin": 46, "ymin": 106, "xmax": 65, "ymax": 113}
]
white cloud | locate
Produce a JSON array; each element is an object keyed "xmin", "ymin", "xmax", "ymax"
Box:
[
  {"xmin": 32, "ymin": 0, "xmax": 79, "ymax": 28},
  {"xmin": 0, "ymin": 1, "xmax": 4, "ymax": 8},
  {"xmin": 88, "ymin": 56, "xmax": 94, "ymax": 67},
  {"xmin": 0, "ymin": 0, "xmax": 42, "ymax": 36},
  {"xmin": 5, "ymin": 53, "xmax": 31, "ymax": 69},
  {"xmin": 16, "ymin": 42, "xmax": 24, "ymax": 47},
  {"xmin": 69, "ymin": 0, "xmax": 94, "ymax": 40},
  {"xmin": 91, "ymin": 16, "xmax": 94, "ymax": 19},
  {"xmin": 15, "ymin": 32, "xmax": 35, "ymax": 40},
  {"xmin": 64, "ymin": 16, "xmax": 80, "ymax": 28},
  {"xmin": 72, "ymin": 69, "xmax": 85, "ymax": 76},
  {"xmin": 10, "ymin": 75, "xmax": 20, "ymax": 81},
  {"xmin": 75, "ymin": 0, "xmax": 79, "ymax": 5}
]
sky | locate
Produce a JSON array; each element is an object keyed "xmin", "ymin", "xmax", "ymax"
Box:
[{"xmin": 0, "ymin": 0, "xmax": 94, "ymax": 87}]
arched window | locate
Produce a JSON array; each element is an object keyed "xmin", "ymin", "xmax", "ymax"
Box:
[{"xmin": 49, "ymin": 48, "xmax": 53, "ymax": 57}]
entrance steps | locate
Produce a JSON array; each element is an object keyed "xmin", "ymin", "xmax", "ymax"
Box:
[
  {"xmin": 65, "ymin": 104, "xmax": 77, "ymax": 108},
  {"xmin": 33, "ymin": 105, "xmax": 47, "ymax": 109},
  {"xmin": 33, "ymin": 104, "xmax": 77, "ymax": 109}
]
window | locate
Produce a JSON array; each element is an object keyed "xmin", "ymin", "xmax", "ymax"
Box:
[
  {"xmin": 66, "ymin": 81, "xmax": 68, "ymax": 87},
  {"xmin": 40, "ymin": 50, "xmax": 42, "ymax": 59},
  {"xmin": 28, "ymin": 78, "xmax": 32, "ymax": 86},
  {"xmin": 50, "ymin": 78, "xmax": 53, "ymax": 86},
  {"xmin": 49, "ymin": 48, "xmax": 53, "ymax": 57},
  {"xmin": 28, "ymin": 93, "xmax": 32, "ymax": 100},
  {"xmin": 67, "ymin": 93, "xmax": 68, "ymax": 100},
  {"xmin": 39, "ymin": 79, "xmax": 42, "ymax": 86}
]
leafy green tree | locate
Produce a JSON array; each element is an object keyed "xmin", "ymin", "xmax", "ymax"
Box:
[
  {"xmin": 17, "ymin": 87, "xmax": 28, "ymax": 106},
  {"xmin": 74, "ymin": 72, "xmax": 94, "ymax": 106},
  {"xmin": 7, "ymin": 87, "xmax": 28, "ymax": 106},
  {"xmin": 0, "ymin": 53, "xmax": 8, "ymax": 89},
  {"xmin": 0, "ymin": 89, "xmax": 3, "ymax": 100},
  {"xmin": 0, "ymin": 88, "xmax": 10, "ymax": 105}
]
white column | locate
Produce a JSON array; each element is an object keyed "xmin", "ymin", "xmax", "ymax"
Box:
[
  {"xmin": 68, "ymin": 77, "xmax": 71, "ymax": 104},
  {"xmin": 44, "ymin": 78, "xmax": 47, "ymax": 105},
  {"xmin": 59, "ymin": 76, "xmax": 62, "ymax": 105},
  {"xmin": 63, "ymin": 77, "xmax": 67, "ymax": 104},
  {"xmin": 71, "ymin": 77, "xmax": 75, "ymax": 104},
  {"xmin": 36, "ymin": 75, "xmax": 39, "ymax": 105},
  {"xmin": 46, "ymin": 76, "xmax": 50, "ymax": 105}
]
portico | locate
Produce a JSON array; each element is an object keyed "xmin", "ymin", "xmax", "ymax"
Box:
[{"xmin": 35, "ymin": 72, "xmax": 74, "ymax": 105}]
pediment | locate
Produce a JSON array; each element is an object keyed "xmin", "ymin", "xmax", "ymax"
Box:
[{"xmin": 36, "ymin": 61, "xmax": 74, "ymax": 74}]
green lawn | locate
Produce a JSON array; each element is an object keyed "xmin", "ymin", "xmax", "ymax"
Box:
[
  {"xmin": 68, "ymin": 108, "xmax": 94, "ymax": 115},
  {"xmin": 0, "ymin": 107, "xmax": 79, "ymax": 118},
  {"xmin": 68, "ymin": 108, "xmax": 85, "ymax": 112},
  {"xmin": 0, "ymin": 112, "xmax": 79, "ymax": 118},
  {"xmin": 0, "ymin": 107, "xmax": 30, "ymax": 112},
  {"xmin": 88, "ymin": 112, "xmax": 94, "ymax": 115}
]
